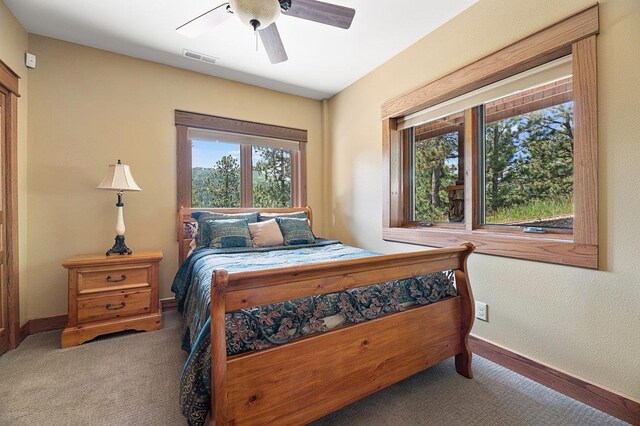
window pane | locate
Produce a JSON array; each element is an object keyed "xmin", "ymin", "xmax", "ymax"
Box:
[
  {"xmin": 412, "ymin": 111, "xmax": 465, "ymax": 223},
  {"xmin": 483, "ymin": 76, "xmax": 574, "ymax": 229},
  {"xmin": 191, "ymin": 140, "xmax": 241, "ymax": 208},
  {"xmin": 252, "ymin": 146, "xmax": 292, "ymax": 208}
]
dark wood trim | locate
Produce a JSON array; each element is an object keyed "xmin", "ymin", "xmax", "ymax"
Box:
[
  {"xmin": 240, "ymin": 144, "xmax": 253, "ymax": 207},
  {"xmin": 295, "ymin": 143, "xmax": 307, "ymax": 206},
  {"xmin": 381, "ymin": 5, "xmax": 598, "ymax": 119},
  {"xmin": 382, "ymin": 118, "xmax": 402, "ymax": 228},
  {"xmin": 0, "ymin": 59, "xmax": 20, "ymax": 97},
  {"xmin": 572, "ymin": 35, "xmax": 598, "ymax": 247},
  {"xmin": 27, "ymin": 314, "xmax": 68, "ymax": 335},
  {"xmin": 463, "ymin": 108, "xmax": 479, "ymax": 231},
  {"xmin": 19, "ymin": 314, "xmax": 68, "ymax": 342},
  {"xmin": 470, "ymin": 336, "xmax": 640, "ymax": 425},
  {"xmin": 160, "ymin": 297, "xmax": 178, "ymax": 311},
  {"xmin": 176, "ymin": 125, "xmax": 191, "ymax": 209},
  {"xmin": 295, "ymin": 144, "xmax": 307, "ymax": 207},
  {"xmin": 383, "ymin": 226, "xmax": 596, "ymax": 269},
  {"xmin": 401, "ymin": 129, "xmax": 411, "ymax": 223},
  {"xmin": 19, "ymin": 322, "xmax": 28, "ymax": 343},
  {"xmin": 175, "ymin": 110, "xmax": 308, "ymax": 143},
  {"xmin": 2, "ymin": 84, "xmax": 20, "ymax": 349}
]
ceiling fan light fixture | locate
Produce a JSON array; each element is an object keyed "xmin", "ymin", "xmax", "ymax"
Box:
[{"xmin": 229, "ymin": 0, "xmax": 281, "ymax": 30}]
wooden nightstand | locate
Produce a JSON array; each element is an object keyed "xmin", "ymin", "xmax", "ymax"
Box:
[{"xmin": 61, "ymin": 250, "xmax": 163, "ymax": 348}]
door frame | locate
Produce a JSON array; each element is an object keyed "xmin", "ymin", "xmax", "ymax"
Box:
[{"xmin": 0, "ymin": 58, "xmax": 20, "ymax": 350}]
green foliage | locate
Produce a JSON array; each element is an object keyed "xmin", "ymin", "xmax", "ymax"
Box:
[
  {"xmin": 485, "ymin": 118, "xmax": 518, "ymax": 212},
  {"xmin": 414, "ymin": 132, "xmax": 459, "ymax": 222},
  {"xmin": 253, "ymin": 147, "xmax": 292, "ymax": 208},
  {"xmin": 413, "ymin": 101, "xmax": 575, "ymax": 227},
  {"xmin": 485, "ymin": 102, "xmax": 574, "ymax": 222},
  {"xmin": 192, "ymin": 154, "xmax": 240, "ymax": 208},
  {"xmin": 485, "ymin": 196, "xmax": 573, "ymax": 225},
  {"xmin": 191, "ymin": 146, "xmax": 292, "ymax": 208}
]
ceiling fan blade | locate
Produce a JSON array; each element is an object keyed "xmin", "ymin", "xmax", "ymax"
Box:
[
  {"xmin": 176, "ymin": 3, "xmax": 232, "ymax": 38},
  {"xmin": 259, "ymin": 23, "xmax": 288, "ymax": 64},
  {"xmin": 283, "ymin": 0, "xmax": 355, "ymax": 29}
]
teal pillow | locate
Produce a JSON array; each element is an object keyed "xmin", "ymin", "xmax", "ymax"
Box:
[
  {"xmin": 276, "ymin": 217, "xmax": 315, "ymax": 245},
  {"xmin": 207, "ymin": 219, "xmax": 252, "ymax": 249},
  {"xmin": 259, "ymin": 211, "xmax": 308, "ymax": 222},
  {"xmin": 195, "ymin": 212, "xmax": 259, "ymax": 247}
]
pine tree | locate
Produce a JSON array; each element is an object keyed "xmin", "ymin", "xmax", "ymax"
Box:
[
  {"xmin": 484, "ymin": 101, "xmax": 574, "ymax": 222},
  {"xmin": 514, "ymin": 103, "xmax": 574, "ymax": 201},
  {"xmin": 414, "ymin": 133, "xmax": 458, "ymax": 221},
  {"xmin": 203, "ymin": 155, "xmax": 241, "ymax": 207},
  {"xmin": 484, "ymin": 118, "xmax": 518, "ymax": 212},
  {"xmin": 253, "ymin": 147, "xmax": 292, "ymax": 208}
]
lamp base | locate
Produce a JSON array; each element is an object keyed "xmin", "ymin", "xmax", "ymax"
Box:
[{"xmin": 106, "ymin": 235, "xmax": 132, "ymax": 256}]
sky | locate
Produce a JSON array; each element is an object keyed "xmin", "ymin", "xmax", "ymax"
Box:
[
  {"xmin": 191, "ymin": 140, "xmax": 240, "ymax": 168},
  {"xmin": 192, "ymin": 140, "xmax": 285, "ymax": 169}
]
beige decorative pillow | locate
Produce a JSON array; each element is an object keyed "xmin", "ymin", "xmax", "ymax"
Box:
[{"xmin": 248, "ymin": 219, "xmax": 284, "ymax": 247}]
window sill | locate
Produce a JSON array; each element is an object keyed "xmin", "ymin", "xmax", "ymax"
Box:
[{"xmin": 382, "ymin": 226, "xmax": 597, "ymax": 269}]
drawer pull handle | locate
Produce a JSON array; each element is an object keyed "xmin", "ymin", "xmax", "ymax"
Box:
[
  {"xmin": 106, "ymin": 274, "xmax": 126, "ymax": 283},
  {"xmin": 106, "ymin": 302, "xmax": 126, "ymax": 310}
]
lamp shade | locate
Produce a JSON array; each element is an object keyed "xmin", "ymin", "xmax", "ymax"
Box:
[{"xmin": 96, "ymin": 160, "xmax": 141, "ymax": 191}]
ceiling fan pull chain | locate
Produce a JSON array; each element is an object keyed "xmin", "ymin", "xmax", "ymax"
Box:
[{"xmin": 255, "ymin": 29, "xmax": 259, "ymax": 52}]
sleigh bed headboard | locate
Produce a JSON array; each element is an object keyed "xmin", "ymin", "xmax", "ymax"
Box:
[{"xmin": 177, "ymin": 206, "xmax": 313, "ymax": 265}]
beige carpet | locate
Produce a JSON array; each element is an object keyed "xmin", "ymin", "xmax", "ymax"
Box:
[{"xmin": 0, "ymin": 312, "xmax": 628, "ymax": 426}]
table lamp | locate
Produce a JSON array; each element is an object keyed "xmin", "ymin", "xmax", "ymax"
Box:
[{"xmin": 97, "ymin": 160, "xmax": 141, "ymax": 256}]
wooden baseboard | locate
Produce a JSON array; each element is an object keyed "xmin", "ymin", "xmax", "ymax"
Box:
[
  {"xmin": 469, "ymin": 335, "xmax": 640, "ymax": 425},
  {"xmin": 160, "ymin": 297, "xmax": 178, "ymax": 311},
  {"xmin": 17, "ymin": 298, "xmax": 177, "ymax": 344},
  {"xmin": 20, "ymin": 314, "xmax": 68, "ymax": 342}
]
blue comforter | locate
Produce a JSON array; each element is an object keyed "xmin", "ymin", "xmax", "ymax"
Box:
[{"xmin": 171, "ymin": 241, "xmax": 457, "ymax": 425}]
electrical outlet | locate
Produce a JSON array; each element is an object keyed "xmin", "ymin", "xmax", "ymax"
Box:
[{"xmin": 475, "ymin": 301, "xmax": 488, "ymax": 321}]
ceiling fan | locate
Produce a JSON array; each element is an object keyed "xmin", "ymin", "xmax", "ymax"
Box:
[{"xmin": 177, "ymin": 0, "xmax": 356, "ymax": 64}]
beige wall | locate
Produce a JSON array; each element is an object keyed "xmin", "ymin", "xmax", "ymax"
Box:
[
  {"xmin": 26, "ymin": 35, "xmax": 323, "ymax": 320},
  {"xmin": 0, "ymin": 0, "xmax": 28, "ymax": 325},
  {"xmin": 327, "ymin": 0, "xmax": 640, "ymax": 400}
]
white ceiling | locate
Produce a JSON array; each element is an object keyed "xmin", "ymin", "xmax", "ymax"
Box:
[{"xmin": 6, "ymin": 0, "xmax": 478, "ymax": 99}]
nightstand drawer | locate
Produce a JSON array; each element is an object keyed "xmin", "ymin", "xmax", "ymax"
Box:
[
  {"xmin": 77, "ymin": 289, "xmax": 152, "ymax": 323},
  {"xmin": 77, "ymin": 264, "xmax": 151, "ymax": 295}
]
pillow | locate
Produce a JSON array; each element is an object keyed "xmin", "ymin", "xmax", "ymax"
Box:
[
  {"xmin": 206, "ymin": 219, "xmax": 252, "ymax": 249},
  {"xmin": 190, "ymin": 211, "xmax": 215, "ymax": 221},
  {"xmin": 195, "ymin": 212, "xmax": 259, "ymax": 247},
  {"xmin": 259, "ymin": 211, "xmax": 308, "ymax": 222},
  {"xmin": 248, "ymin": 219, "xmax": 284, "ymax": 247},
  {"xmin": 276, "ymin": 217, "xmax": 316, "ymax": 245}
]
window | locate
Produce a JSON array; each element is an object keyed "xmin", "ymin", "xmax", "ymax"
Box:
[
  {"xmin": 176, "ymin": 111, "xmax": 307, "ymax": 209},
  {"xmin": 410, "ymin": 112, "xmax": 465, "ymax": 224},
  {"xmin": 192, "ymin": 140, "xmax": 241, "ymax": 208},
  {"xmin": 382, "ymin": 6, "xmax": 598, "ymax": 268},
  {"xmin": 482, "ymin": 77, "xmax": 574, "ymax": 229},
  {"xmin": 252, "ymin": 145, "xmax": 293, "ymax": 208}
]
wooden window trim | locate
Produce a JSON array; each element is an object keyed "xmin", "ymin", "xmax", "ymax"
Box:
[
  {"xmin": 382, "ymin": 6, "xmax": 599, "ymax": 269},
  {"xmin": 175, "ymin": 110, "xmax": 307, "ymax": 142},
  {"xmin": 176, "ymin": 110, "xmax": 307, "ymax": 210}
]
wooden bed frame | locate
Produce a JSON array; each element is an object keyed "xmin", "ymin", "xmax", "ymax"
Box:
[{"xmin": 177, "ymin": 207, "xmax": 475, "ymax": 425}]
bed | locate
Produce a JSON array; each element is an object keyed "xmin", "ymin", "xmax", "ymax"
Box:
[{"xmin": 173, "ymin": 206, "xmax": 475, "ymax": 425}]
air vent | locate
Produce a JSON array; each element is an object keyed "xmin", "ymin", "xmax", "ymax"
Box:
[{"xmin": 183, "ymin": 49, "xmax": 218, "ymax": 64}]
